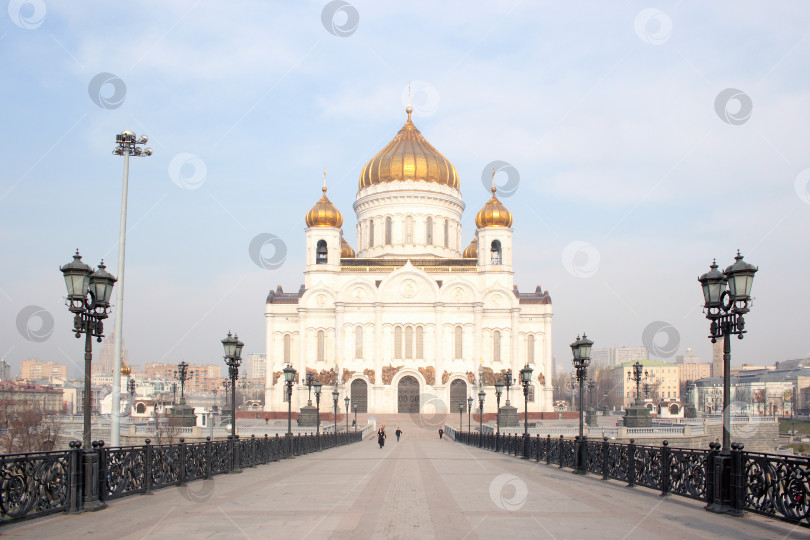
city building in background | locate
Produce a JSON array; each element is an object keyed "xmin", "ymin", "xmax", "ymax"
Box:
[
  {"xmin": 0, "ymin": 381, "xmax": 63, "ymax": 413},
  {"xmin": 94, "ymin": 329, "xmax": 130, "ymax": 375},
  {"xmin": 599, "ymin": 360, "xmax": 680, "ymax": 410},
  {"xmin": 244, "ymin": 354, "xmax": 267, "ymax": 380},
  {"xmin": 0, "ymin": 360, "xmax": 10, "ymax": 381},
  {"xmin": 20, "ymin": 360, "xmax": 67, "ymax": 382}
]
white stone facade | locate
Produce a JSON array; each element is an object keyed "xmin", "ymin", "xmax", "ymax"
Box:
[{"xmin": 264, "ymin": 121, "xmax": 553, "ymax": 416}]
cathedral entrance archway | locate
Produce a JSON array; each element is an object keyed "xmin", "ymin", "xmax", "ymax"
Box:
[
  {"xmin": 449, "ymin": 379, "xmax": 467, "ymax": 412},
  {"xmin": 397, "ymin": 376, "xmax": 420, "ymax": 413},
  {"xmin": 351, "ymin": 379, "xmax": 368, "ymax": 413}
]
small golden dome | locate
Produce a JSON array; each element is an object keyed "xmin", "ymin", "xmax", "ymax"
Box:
[
  {"xmin": 475, "ymin": 187, "xmax": 513, "ymax": 228},
  {"xmin": 340, "ymin": 237, "xmax": 355, "ymax": 258},
  {"xmin": 306, "ymin": 186, "xmax": 343, "ymax": 228},
  {"xmin": 359, "ymin": 108, "xmax": 459, "ymax": 191},
  {"xmin": 463, "ymin": 237, "xmax": 478, "ymax": 259},
  {"xmin": 121, "ymin": 362, "xmax": 131, "ymax": 376}
]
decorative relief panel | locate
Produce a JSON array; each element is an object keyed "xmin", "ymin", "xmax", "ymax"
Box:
[
  {"xmin": 316, "ymin": 294, "xmax": 327, "ymax": 306},
  {"xmin": 400, "ymin": 279, "xmax": 417, "ymax": 298},
  {"xmin": 364, "ymin": 368, "xmax": 376, "ymax": 384},
  {"xmin": 418, "ymin": 366, "xmax": 435, "ymax": 386},
  {"xmin": 537, "ymin": 372, "xmax": 546, "ymax": 385},
  {"xmin": 442, "ymin": 370, "xmax": 451, "ymax": 384},
  {"xmin": 382, "ymin": 365, "xmax": 401, "ymax": 385},
  {"xmin": 466, "ymin": 371, "xmax": 475, "ymax": 384},
  {"xmin": 452, "ymin": 287, "xmax": 465, "ymax": 301},
  {"xmin": 353, "ymin": 287, "xmax": 365, "ymax": 301},
  {"xmin": 342, "ymin": 369, "xmax": 355, "ymax": 384},
  {"xmin": 273, "ymin": 371, "xmax": 282, "ymax": 384}
]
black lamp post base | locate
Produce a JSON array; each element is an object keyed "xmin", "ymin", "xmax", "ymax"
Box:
[
  {"xmin": 624, "ymin": 404, "xmax": 652, "ymax": 427},
  {"xmin": 298, "ymin": 405, "xmax": 318, "ymax": 427},
  {"xmin": 585, "ymin": 407, "xmax": 598, "ymax": 427},
  {"xmin": 498, "ymin": 405, "xmax": 519, "ymax": 427},
  {"xmin": 169, "ymin": 404, "xmax": 197, "ymax": 427}
]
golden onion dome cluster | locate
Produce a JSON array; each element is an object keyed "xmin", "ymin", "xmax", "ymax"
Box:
[
  {"xmin": 475, "ymin": 187, "xmax": 513, "ymax": 228},
  {"xmin": 305, "ymin": 187, "xmax": 343, "ymax": 228}
]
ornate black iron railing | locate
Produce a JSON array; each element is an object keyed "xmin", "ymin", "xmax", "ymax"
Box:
[
  {"xmin": 0, "ymin": 431, "xmax": 363, "ymax": 525},
  {"xmin": 445, "ymin": 427, "xmax": 810, "ymax": 528}
]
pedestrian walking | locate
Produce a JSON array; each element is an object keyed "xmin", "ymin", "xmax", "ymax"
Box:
[
  {"xmin": 395, "ymin": 427, "xmax": 402, "ymax": 442},
  {"xmin": 438, "ymin": 428, "xmax": 444, "ymax": 439},
  {"xmin": 378, "ymin": 425, "xmax": 386, "ymax": 448}
]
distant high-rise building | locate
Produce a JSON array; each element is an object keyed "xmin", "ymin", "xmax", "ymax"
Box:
[
  {"xmin": 21, "ymin": 360, "xmax": 67, "ymax": 381},
  {"xmin": 614, "ymin": 347, "xmax": 648, "ymax": 365},
  {"xmin": 590, "ymin": 348, "xmax": 612, "ymax": 370},
  {"xmin": 0, "ymin": 359, "xmax": 10, "ymax": 380},
  {"xmin": 712, "ymin": 340, "xmax": 723, "ymax": 378},
  {"xmin": 675, "ymin": 347, "xmax": 701, "ymax": 364},
  {"xmin": 245, "ymin": 353, "xmax": 266, "ymax": 380},
  {"xmin": 96, "ymin": 329, "xmax": 129, "ymax": 375}
]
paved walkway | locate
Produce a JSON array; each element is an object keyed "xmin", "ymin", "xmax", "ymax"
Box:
[{"xmin": 5, "ymin": 419, "xmax": 807, "ymax": 539}]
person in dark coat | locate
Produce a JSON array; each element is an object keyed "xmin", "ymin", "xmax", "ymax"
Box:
[
  {"xmin": 438, "ymin": 428, "xmax": 444, "ymax": 439},
  {"xmin": 395, "ymin": 427, "xmax": 402, "ymax": 442},
  {"xmin": 377, "ymin": 426, "xmax": 386, "ymax": 448}
]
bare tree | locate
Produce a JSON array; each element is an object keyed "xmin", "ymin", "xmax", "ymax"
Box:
[
  {"xmin": 0, "ymin": 404, "xmax": 62, "ymax": 453},
  {"xmin": 153, "ymin": 410, "xmax": 181, "ymax": 445}
]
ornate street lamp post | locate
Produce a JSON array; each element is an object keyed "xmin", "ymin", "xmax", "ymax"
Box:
[
  {"xmin": 61, "ymin": 251, "xmax": 117, "ymax": 449},
  {"xmin": 504, "ymin": 370, "xmax": 513, "ymax": 406},
  {"xmin": 698, "ymin": 252, "xmax": 757, "ymax": 515},
  {"xmin": 459, "ymin": 402, "xmax": 463, "ymax": 433},
  {"xmin": 494, "ymin": 380, "xmax": 503, "ymax": 451},
  {"xmin": 128, "ymin": 378, "xmax": 136, "ymax": 398},
  {"xmin": 313, "ymin": 379, "xmax": 322, "ymax": 449},
  {"xmin": 698, "ymin": 252, "xmax": 757, "ymax": 451},
  {"xmin": 221, "ymin": 332, "xmax": 243, "ymax": 437},
  {"xmin": 283, "ymin": 364, "xmax": 296, "ymax": 455},
  {"xmin": 520, "ymin": 364, "xmax": 533, "ymax": 458},
  {"xmin": 571, "ymin": 334, "xmax": 593, "ymax": 473},
  {"xmin": 174, "ymin": 361, "xmax": 189, "ymax": 404},
  {"xmin": 110, "ymin": 131, "xmax": 151, "ymax": 447},
  {"xmin": 332, "ymin": 388, "xmax": 339, "ymax": 446},
  {"xmin": 478, "ymin": 389, "xmax": 486, "ymax": 447},
  {"xmin": 344, "ymin": 396, "xmax": 350, "ymax": 434},
  {"xmin": 353, "ymin": 404, "xmax": 357, "ymax": 432},
  {"xmin": 467, "ymin": 396, "xmax": 473, "ymax": 433},
  {"xmin": 628, "ymin": 362, "xmax": 647, "ymax": 405}
]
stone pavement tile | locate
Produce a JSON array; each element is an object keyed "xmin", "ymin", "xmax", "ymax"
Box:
[{"xmin": 4, "ymin": 424, "xmax": 810, "ymax": 539}]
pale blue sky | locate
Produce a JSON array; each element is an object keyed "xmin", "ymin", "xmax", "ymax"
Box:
[{"xmin": 2, "ymin": 1, "xmax": 810, "ymax": 378}]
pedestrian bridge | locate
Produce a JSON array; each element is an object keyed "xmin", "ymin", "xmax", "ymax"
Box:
[{"xmin": 2, "ymin": 418, "xmax": 802, "ymax": 539}]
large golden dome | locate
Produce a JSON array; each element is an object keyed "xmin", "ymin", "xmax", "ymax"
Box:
[
  {"xmin": 306, "ymin": 186, "xmax": 343, "ymax": 228},
  {"xmin": 359, "ymin": 107, "xmax": 460, "ymax": 191},
  {"xmin": 475, "ymin": 187, "xmax": 513, "ymax": 228}
]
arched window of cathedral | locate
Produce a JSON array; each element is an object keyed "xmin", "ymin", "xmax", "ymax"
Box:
[
  {"xmin": 317, "ymin": 330, "xmax": 325, "ymax": 362},
  {"xmin": 385, "ymin": 216, "xmax": 392, "ymax": 245},
  {"xmin": 405, "ymin": 216, "xmax": 413, "ymax": 243},
  {"xmin": 491, "ymin": 240, "xmax": 502, "ymax": 265},
  {"xmin": 493, "ymin": 330, "xmax": 501, "ymax": 362},
  {"xmin": 527, "ymin": 335, "xmax": 534, "ymax": 364},
  {"xmin": 136, "ymin": 403, "xmax": 146, "ymax": 414},
  {"xmin": 394, "ymin": 326, "xmax": 403, "ymax": 359},
  {"xmin": 416, "ymin": 326, "xmax": 423, "ymax": 359},
  {"xmin": 426, "ymin": 217, "xmax": 433, "ymax": 245},
  {"xmin": 369, "ymin": 219, "xmax": 374, "ymax": 248},
  {"xmin": 355, "ymin": 326, "xmax": 363, "ymax": 359},
  {"xmin": 454, "ymin": 326, "xmax": 463, "ymax": 359},
  {"xmin": 443, "ymin": 219, "xmax": 449, "ymax": 248},
  {"xmin": 405, "ymin": 326, "xmax": 413, "ymax": 359},
  {"xmin": 316, "ymin": 240, "xmax": 327, "ymax": 264},
  {"xmin": 283, "ymin": 334, "xmax": 291, "ymax": 363}
]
